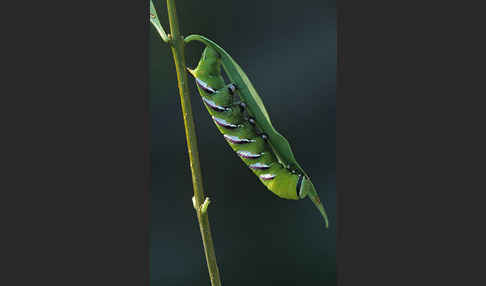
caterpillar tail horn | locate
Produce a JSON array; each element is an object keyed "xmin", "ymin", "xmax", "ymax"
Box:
[{"xmin": 300, "ymin": 178, "xmax": 329, "ymax": 228}]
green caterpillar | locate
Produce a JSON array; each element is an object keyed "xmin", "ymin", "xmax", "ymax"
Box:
[{"xmin": 185, "ymin": 35, "xmax": 329, "ymax": 228}]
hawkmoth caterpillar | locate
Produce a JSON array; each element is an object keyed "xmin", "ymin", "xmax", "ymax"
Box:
[{"xmin": 185, "ymin": 35, "xmax": 329, "ymax": 228}]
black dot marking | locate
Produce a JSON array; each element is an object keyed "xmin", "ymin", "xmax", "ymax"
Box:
[
  {"xmin": 228, "ymin": 84, "xmax": 237, "ymax": 95},
  {"xmin": 261, "ymin": 133, "xmax": 268, "ymax": 140},
  {"xmin": 296, "ymin": 175, "xmax": 304, "ymax": 198},
  {"xmin": 248, "ymin": 117, "xmax": 256, "ymax": 125},
  {"xmin": 239, "ymin": 102, "xmax": 246, "ymax": 112}
]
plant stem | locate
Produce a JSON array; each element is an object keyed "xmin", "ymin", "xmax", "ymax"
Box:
[
  {"xmin": 165, "ymin": 1, "xmax": 222, "ymax": 285},
  {"xmin": 150, "ymin": 0, "xmax": 169, "ymax": 43}
]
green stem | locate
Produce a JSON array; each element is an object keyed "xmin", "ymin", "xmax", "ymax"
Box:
[
  {"xmin": 164, "ymin": 1, "xmax": 222, "ymax": 285},
  {"xmin": 150, "ymin": 1, "xmax": 169, "ymax": 43}
]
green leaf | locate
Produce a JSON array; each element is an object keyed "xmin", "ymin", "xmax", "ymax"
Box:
[{"xmin": 185, "ymin": 35, "xmax": 309, "ymax": 177}]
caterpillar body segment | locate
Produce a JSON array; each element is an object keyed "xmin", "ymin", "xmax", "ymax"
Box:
[
  {"xmin": 187, "ymin": 52, "xmax": 300, "ymax": 200},
  {"xmin": 187, "ymin": 42, "xmax": 329, "ymax": 228},
  {"xmin": 184, "ymin": 35, "xmax": 306, "ymax": 176}
]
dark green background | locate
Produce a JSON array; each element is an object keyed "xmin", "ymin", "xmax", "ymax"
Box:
[{"xmin": 149, "ymin": 0, "xmax": 336, "ymax": 284}]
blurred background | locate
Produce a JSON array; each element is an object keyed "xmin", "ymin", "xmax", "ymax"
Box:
[{"xmin": 149, "ymin": 0, "xmax": 336, "ymax": 285}]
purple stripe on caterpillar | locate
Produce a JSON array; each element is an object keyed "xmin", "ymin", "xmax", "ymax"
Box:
[
  {"xmin": 249, "ymin": 163, "xmax": 271, "ymax": 170},
  {"xmin": 202, "ymin": 97, "xmax": 227, "ymax": 112},
  {"xmin": 237, "ymin": 151, "xmax": 262, "ymax": 159},
  {"xmin": 224, "ymin": 135, "xmax": 255, "ymax": 144},
  {"xmin": 195, "ymin": 78, "xmax": 216, "ymax": 94},
  {"xmin": 260, "ymin": 174, "xmax": 276, "ymax": 180},
  {"xmin": 212, "ymin": 116, "xmax": 239, "ymax": 129}
]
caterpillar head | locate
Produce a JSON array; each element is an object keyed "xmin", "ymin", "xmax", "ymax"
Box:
[{"xmin": 194, "ymin": 46, "xmax": 222, "ymax": 77}]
